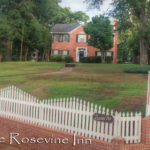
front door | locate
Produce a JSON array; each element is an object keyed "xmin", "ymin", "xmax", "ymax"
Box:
[
  {"xmin": 77, "ymin": 48, "xmax": 87, "ymax": 62},
  {"xmin": 79, "ymin": 50, "xmax": 84, "ymax": 62}
]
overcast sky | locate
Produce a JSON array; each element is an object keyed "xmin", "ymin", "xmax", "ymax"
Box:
[{"xmin": 59, "ymin": 0, "xmax": 113, "ymax": 20}]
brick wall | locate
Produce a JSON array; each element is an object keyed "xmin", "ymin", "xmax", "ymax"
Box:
[
  {"xmin": 0, "ymin": 116, "xmax": 146, "ymax": 150},
  {"xmin": 141, "ymin": 116, "xmax": 150, "ymax": 150}
]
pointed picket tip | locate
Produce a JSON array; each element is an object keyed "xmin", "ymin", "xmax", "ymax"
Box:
[
  {"xmin": 115, "ymin": 111, "xmax": 118, "ymax": 115},
  {"xmin": 122, "ymin": 112, "xmax": 125, "ymax": 117},
  {"xmin": 110, "ymin": 110, "xmax": 114, "ymax": 115},
  {"xmin": 83, "ymin": 100, "xmax": 86, "ymax": 105},
  {"xmin": 80, "ymin": 99, "xmax": 82, "ymax": 104},
  {"xmin": 102, "ymin": 107, "xmax": 105, "ymax": 113},
  {"xmin": 106, "ymin": 108, "xmax": 109, "ymax": 114},
  {"xmin": 139, "ymin": 112, "xmax": 142, "ymax": 116},
  {"xmin": 130, "ymin": 112, "xmax": 133, "ymax": 117}
]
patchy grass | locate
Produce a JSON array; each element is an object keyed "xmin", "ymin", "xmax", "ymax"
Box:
[
  {"xmin": 0, "ymin": 61, "xmax": 64, "ymax": 76},
  {"xmin": 0, "ymin": 62, "xmax": 147, "ymax": 116}
]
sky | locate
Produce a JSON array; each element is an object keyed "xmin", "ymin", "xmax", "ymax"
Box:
[{"xmin": 59, "ymin": 0, "xmax": 113, "ymax": 21}]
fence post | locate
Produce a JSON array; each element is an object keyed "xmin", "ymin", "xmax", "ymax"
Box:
[
  {"xmin": 146, "ymin": 71, "xmax": 150, "ymax": 116},
  {"xmin": 112, "ymin": 137, "xmax": 125, "ymax": 150},
  {"xmin": 141, "ymin": 116, "xmax": 150, "ymax": 150}
]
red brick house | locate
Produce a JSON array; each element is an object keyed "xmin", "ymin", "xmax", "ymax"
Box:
[{"xmin": 51, "ymin": 20, "xmax": 118, "ymax": 63}]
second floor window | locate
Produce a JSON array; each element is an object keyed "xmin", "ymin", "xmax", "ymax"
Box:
[
  {"xmin": 77, "ymin": 34, "xmax": 88, "ymax": 43},
  {"xmin": 53, "ymin": 34, "xmax": 70, "ymax": 42}
]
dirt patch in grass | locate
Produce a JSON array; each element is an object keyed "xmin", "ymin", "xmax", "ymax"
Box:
[
  {"xmin": 90, "ymin": 88, "xmax": 117, "ymax": 96},
  {"xmin": 29, "ymin": 75, "xmax": 51, "ymax": 80},
  {"xmin": 125, "ymin": 73, "xmax": 147, "ymax": 83},
  {"xmin": 114, "ymin": 96, "xmax": 145, "ymax": 112},
  {"xmin": 29, "ymin": 67, "xmax": 72, "ymax": 81},
  {"xmin": 29, "ymin": 84, "xmax": 51, "ymax": 99}
]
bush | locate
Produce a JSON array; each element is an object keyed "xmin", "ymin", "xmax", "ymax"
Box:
[
  {"xmin": 81, "ymin": 56, "xmax": 101, "ymax": 63},
  {"xmin": 50, "ymin": 55, "xmax": 74, "ymax": 63},
  {"xmin": 12, "ymin": 55, "xmax": 20, "ymax": 61},
  {"xmin": 105, "ymin": 56, "xmax": 113, "ymax": 63},
  {"xmin": 50, "ymin": 55, "xmax": 63, "ymax": 62},
  {"xmin": 124, "ymin": 65, "xmax": 150, "ymax": 74},
  {"xmin": 64, "ymin": 55, "xmax": 73, "ymax": 63}
]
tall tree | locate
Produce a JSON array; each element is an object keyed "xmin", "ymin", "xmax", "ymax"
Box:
[
  {"xmin": 0, "ymin": 17, "xmax": 12, "ymax": 62},
  {"xmin": 84, "ymin": 15, "xmax": 113, "ymax": 63},
  {"xmin": 52, "ymin": 7, "xmax": 89, "ymax": 24},
  {"xmin": 85, "ymin": 0, "xmax": 150, "ymax": 64},
  {"xmin": 0, "ymin": 0, "xmax": 89, "ymax": 62}
]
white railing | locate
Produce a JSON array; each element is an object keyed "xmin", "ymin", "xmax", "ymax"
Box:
[{"xmin": 0, "ymin": 86, "xmax": 141, "ymax": 144}]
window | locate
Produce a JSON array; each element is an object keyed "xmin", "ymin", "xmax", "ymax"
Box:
[
  {"xmin": 59, "ymin": 50, "xmax": 63, "ymax": 55},
  {"xmin": 52, "ymin": 50, "xmax": 69, "ymax": 55},
  {"xmin": 52, "ymin": 50, "xmax": 59, "ymax": 55},
  {"xmin": 53, "ymin": 34, "xmax": 70, "ymax": 42},
  {"xmin": 106, "ymin": 52, "xmax": 113, "ymax": 56},
  {"xmin": 63, "ymin": 34, "xmax": 69, "ymax": 42},
  {"xmin": 53, "ymin": 34, "xmax": 60, "ymax": 42},
  {"xmin": 77, "ymin": 34, "xmax": 87, "ymax": 43},
  {"xmin": 63, "ymin": 50, "xmax": 69, "ymax": 55},
  {"xmin": 95, "ymin": 52, "xmax": 113, "ymax": 57},
  {"xmin": 96, "ymin": 52, "xmax": 102, "ymax": 56}
]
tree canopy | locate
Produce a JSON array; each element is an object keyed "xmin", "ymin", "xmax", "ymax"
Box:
[
  {"xmin": 0, "ymin": 0, "xmax": 89, "ymax": 62},
  {"xmin": 85, "ymin": 0, "xmax": 150, "ymax": 64},
  {"xmin": 84, "ymin": 15, "xmax": 113, "ymax": 62}
]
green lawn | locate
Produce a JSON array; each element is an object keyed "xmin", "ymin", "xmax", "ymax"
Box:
[{"xmin": 0, "ymin": 62, "xmax": 147, "ymax": 116}]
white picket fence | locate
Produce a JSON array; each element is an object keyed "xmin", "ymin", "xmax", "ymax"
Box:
[{"xmin": 0, "ymin": 86, "xmax": 141, "ymax": 144}]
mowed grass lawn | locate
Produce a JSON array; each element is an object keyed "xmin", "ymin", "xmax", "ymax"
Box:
[{"xmin": 0, "ymin": 62, "xmax": 147, "ymax": 116}]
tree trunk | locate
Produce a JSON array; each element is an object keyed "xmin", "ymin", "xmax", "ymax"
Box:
[
  {"xmin": 0, "ymin": 53, "xmax": 3, "ymax": 62},
  {"xmin": 20, "ymin": 27, "xmax": 24, "ymax": 61},
  {"xmin": 24, "ymin": 47, "xmax": 29, "ymax": 61},
  {"xmin": 10, "ymin": 41, "xmax": 13, "ymax": 60},
  {"xmin": 140, "ymin": 37, "xmax": 148, "ymax": 64},
  {"xmin": 139, "ymin": 5, "xmax": 148, "ymax": 64},
  {"xmin": 7, "ymin": 40, "xmax": 13, "ymax": 61},
  {"xmin": 42, "ymin": 50, "xmax": 45, "ymax": 61},
  {"xmin": 45, "ymin": 49, "xmax": 50, "ymax": 62},
  {"xmin": 101, "ymin": 51, "xmax": 106, "ymax": 63},
  {"xmin": 5, "ymin": 39, "xmax": 12, "ymax": 61}
]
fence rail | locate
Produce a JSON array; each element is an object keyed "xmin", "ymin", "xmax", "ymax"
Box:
[{"xmin": 0, "ymin": 86, "xmax": 141, "ymax": 144}]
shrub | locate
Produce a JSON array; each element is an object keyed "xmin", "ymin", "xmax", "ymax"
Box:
[
  {"xmin": 124, "ymin": 65, "xmax": 150, "ymax": 74},
  {"xmin": 64, "ymin": 55, "xmax": 73, "ymax": 63},
  {"xmin": 105, "ymin": 56, "xmax": 113, "ymax": 63},
  {"xmin": 12, "ymin": 55, "xmax": 20, "ymax": 61},
  {"xmin": 50, "ymin": 55, "xmax": 63, "ymax": 62},
  {"xmin": 81, "ymin": 56, "xmax": 101, "ymax": 63},
  {"xmin": 80, "ymin": 57, "xmax": 90, "ymax": 63}
]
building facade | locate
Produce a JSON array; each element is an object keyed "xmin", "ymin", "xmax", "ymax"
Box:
[{"xmin": 51, "ymin": 21, "xmax": 118, "ymax": 63}]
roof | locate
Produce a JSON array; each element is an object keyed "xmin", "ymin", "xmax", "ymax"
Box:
[{"xmin": 51, "ymin": 24, "xmax": 81, "ymax": 33}]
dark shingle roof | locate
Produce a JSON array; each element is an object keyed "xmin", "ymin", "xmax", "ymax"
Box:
[{"xmin": 51, "ymin": 24, "xmax": 81, "ymax": 33}]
